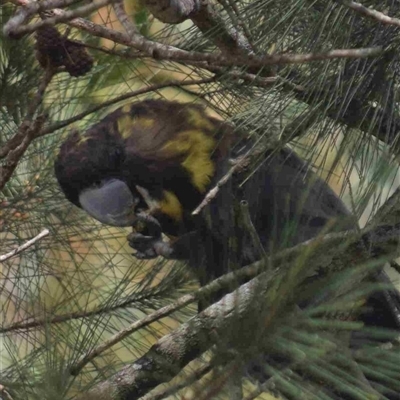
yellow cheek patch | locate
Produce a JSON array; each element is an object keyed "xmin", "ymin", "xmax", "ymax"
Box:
[
  {"xmin": 159, "ymin": 190, "xmax": 183, "ymax": 221},
  {"xmin": 161, "ymin": 129, "xmax": 216, "ymax": 193}
]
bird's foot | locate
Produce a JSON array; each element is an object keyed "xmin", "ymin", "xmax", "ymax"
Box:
[
  {"xmin": 128, "ymin": 232, "xmax": 174, "ymax": 259},
  {"xmin": 127, "ymin": 212, "xmax": 173, "ymax": 259}
]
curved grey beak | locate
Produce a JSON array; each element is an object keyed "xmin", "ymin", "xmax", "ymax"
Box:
[{"xmin": 79, "ymin": 179, "xmax": 138, "ymax": 227}]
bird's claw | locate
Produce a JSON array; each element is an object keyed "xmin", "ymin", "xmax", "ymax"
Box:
[
  {"xmin": 128, "ymin": 232, "xmax": 158, "ymax": 259},
  {"xmin": 133, "ymin": 212, "xmax": 162, "ymax": 238},
  {"xmin": 128, "ymin": 213, "xmax": 175, "ymax": 259},
  {"xmin": 133, "ymin": 249, "xmax": 158, "ymax": 260},
  {"xmin": 128, "ymin": 231, "xmax": 174, "ymax": 260}
]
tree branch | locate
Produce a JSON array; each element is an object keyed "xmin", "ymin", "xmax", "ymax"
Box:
[
  {"xmin": 144, "ymin": 0, "xmax": 200, "ymax": 24},
  {"xmin": 4, "ymin": 0, "xmax": 115, "ymax": 38},
  {"xmin": 112, "ymin": 0, "xmax": 138, "ymax": 38},
  {"xmin": 5, "ymin": 0, "xmax": 400, "ymax": 160},
  {"xmin": 4, "ymin": 0, "xmax": 384, "ymax": 68},
  {"xmin": 143, "ymin": 0, "xmax": 253, "ymax": 56},
  {"xmin": 189, "ymin": 1, "xmax": 254, "ymax": 56}
]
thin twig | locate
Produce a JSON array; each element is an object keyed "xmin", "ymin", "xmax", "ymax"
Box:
[
  {"xmin": 0, "ymin": 385, "xmax": 14, "ymax": 400},
  {"xmin": 338, "ymin": 0, "xmax": 400, "ymax": 28},
  {"xmin": 0, "ymin": 226, "xmax": 263, "ymax": 333},
  {"xmin": 4, "ymin": 0, "xmax": 83, "ymax": 37},
  {"xmin": 46, "ymin": 41, "xmax": 289, "ymax": 90},
  {"xmin": 0, "ymin": 290, "xmax": 168, "ymax": 333},
  {"xmin": 191, "ymin": 167, "xmax": 236, "ymax": 215},
  {"xmin": 11, "ymin": 0, "xmax": 85, "ymax": 15},
  {"xmin": 192, "ymin": 148, "xmax": 264, "ymax": 216},
  {"xmin": 225, "ymin": 0, "xmax": 256, "ymax": 52},
  {"xmin": 0, "ymin": 229, "xmax": 49, "ymax": 262},
  {"xmin": 239, "ymin": 200, "xmax": 268, "ymax": 259}
]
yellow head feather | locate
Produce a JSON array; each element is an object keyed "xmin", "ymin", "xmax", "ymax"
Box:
[{"xmin": 160, "ymin": 129, "xmax": 216, "ymax": 193}]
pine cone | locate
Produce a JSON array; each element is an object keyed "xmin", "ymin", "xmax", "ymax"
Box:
[
  {"xmin": 35, "ymin": 26, "xmax": 66, "ymax": 68},
  {"xmin": 63, "ymin": 41, "xmax": 94, "ymax": 77}
]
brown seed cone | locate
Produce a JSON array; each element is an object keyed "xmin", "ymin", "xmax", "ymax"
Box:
[
  {"xmin": 63, "ymin": 40, "xmax": 94, "ymax": 77},
  {"xmin": 35, "ymin": 26, "xmax": 66, "ymax": 68}
]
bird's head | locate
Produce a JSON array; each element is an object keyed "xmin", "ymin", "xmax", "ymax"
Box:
[
  {"xmin": 54, "ymin": 100, "xmax": 233, "ymax": 233},
  {"xmin": 54, "ymin": 121, "xmax": 145, "ymax": 227}
]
